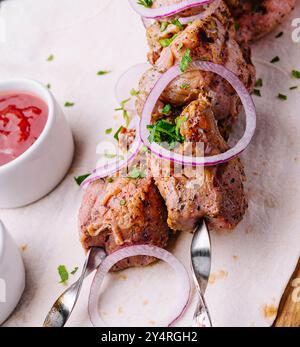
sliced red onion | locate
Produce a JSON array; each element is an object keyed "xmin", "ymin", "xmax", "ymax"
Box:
[
  {"xmin": 140, "ymin": 61, "xmax": 256, "ymax": 166},
  {"xmin": 115, "ymin": 63, "xmax": 150, "ymax": 112},
  {"xmin": 129, "ymin": 0, "xmax": 212, "ymax": 19},
  {"xmin": 88, "ymin": 245, "xmax": 191, "ymax": 327},
  {"xmin": 81, "ymin": 117, "xmax": 141, "ymax": 188},
  {"xmin": 141, "ymin": 16, "xmax": 153, "ymax": 29},
  {"xmin": 141, "ymin": 12, "xmax": 206, "ymax": 29}
]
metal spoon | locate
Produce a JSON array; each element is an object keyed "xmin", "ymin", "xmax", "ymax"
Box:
[
  {"xmin": 43, "ymin": 247, "xmax": 106, "ymax": 327},
  {"xmin": 190, "ymin": 220, "xmax": 212, "ymax": 327}
]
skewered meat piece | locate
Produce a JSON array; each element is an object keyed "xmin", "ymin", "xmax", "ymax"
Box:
[
  {"xmin": 227, "ymin": 0, "xmax": 296, "ymax": 42},
  {"xmin": 151, "ymin": 92, "xmax": 247, "ymax": 233},
  {"xmin": 79, "ymin": 176, "xmax": 170, "ymax": 271},
  {"xmin": 138, "ymin": 0, "xmax": 256, "ymax": 130}
]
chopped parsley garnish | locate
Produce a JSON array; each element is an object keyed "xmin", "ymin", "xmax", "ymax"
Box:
[
  {"xmin": 128, "ymin": 167, "xmax": 145, "ymax": 179},
  {"xmin": 160, "ymin": 34, "xmax": 177, "ymax": 48},
  {"xmin": 115, "ymin": 99, "xmax": 131, "ymax": 127},
  {"xmin": 74, "ymin": 173, "xmax": 91, "ymax": 186},
  {"xmin": 162, "ymin": 104, "xmax": 172, "ymax": 115},
  {"xmin": 180, "ymin": 49, "xmax": 192, "ymax": 72},
  {"xmin": 160, "ymin": 22, "xmax": 169, "ymax": 32},
  {"xmin": 64, "ymin": 101, "xmax": 75, "ymax": 107},
  {"xmin": 120, "ymin": 199, "xmax": 126, "ymax": 206},
  {"xmin": 107, "ymin": 177, "xmax": 114, "ymax": 183},
  {"xmin": 180, "ymin": 83, "xmax": 190, "ymax": 90},
  {"xmin": 114, "ymin": 126, "xmax": 124, "ymax": 141},
  {"xmin": 234, "ymin": 22, "xmax": 240, "ymax": 31},
  {"xmin": 137, "ymin": 0, "xmax": 153, "ymax": 8},
  {"xmin": 278, "ymin": 93, "xmax": 287, "ymax": 100},
  {"xmin": 97, "ymin": 70, "xmax": 110, "ymax": 75},
  {"xmin": 130, "ymin": 88, "xmax": 140, "ymax": 96},
  {"xmin": 275, "ymin": 32, "xmax": 283, "ymax": 38},
  {"xmin": 58, "ymin": 265, "xmax": 69, "ymax": 284},
  {"xmin": 255, "ymin": 78, "xmax": 263, "ymax": 88},
  {"xmin": 46, "ymin": 83, "xmax": 51, "ymax": 89},
  {"xmin": 253, "ymin": 89, "xmax": 261, "ymax": 97},
  {"xmin": 270, "ymin": 56, "xmax": 280, "ymax": 64},
  {"xmin": 290, "ymin": 86, "xmax": 298, "ymax": 90},
  {"xmin": 47, "ymin": 54, "xmax": 54, "ymax": 62},
  {"xmin": 291, "ymin": 70, "xmax": 300, "ymax": 79},
  {"xmin": 105, "ymin": 128, "xmax": 113, "ymax": 134},
  {"xmin": 58, "ymin": 265, "xmax": 79, "ymax": 284},
  {"xmin": 71, "ymin": 267, "xmax": 79, "ymax": 275},
  {"xmin": 172, "ymin": 19, "xmax": 183, "ymax": 30},
  {"xmin": 147, "ymin": 118, "xmax": 185, "ymax": 146}
]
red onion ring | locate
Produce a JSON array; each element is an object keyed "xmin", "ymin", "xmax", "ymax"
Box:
[
  {"xmin": 115, "ymin": 63, "xmax": 150, "ymax": 112},
  {"xmin": 141, "ymin": 12, "xmax": 207, "ymax": 29},
  {"xmin": 81, "ymin": 116, "xmax": 141, "ymax": 188},
  {"xmin": 88, "ymin": 245, "xmax": 191, "ymax": 327},
  {"xmin": 140, "ymin": 61, "xmax": 256, "ymax": 166},
  {"xmin": 129, "ymin": 0, "xmax": 212, "ymax": 19}
]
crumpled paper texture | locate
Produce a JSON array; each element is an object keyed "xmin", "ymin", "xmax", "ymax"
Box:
[{"xmin": 0, "ymin": 0, "xmax": 299, "ymax": 327}]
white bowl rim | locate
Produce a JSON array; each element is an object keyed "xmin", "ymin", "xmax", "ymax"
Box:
[
  {"xmin": 0, "ymin": 78, "xmax": 55, "ymax": 173},
  {"xmin": 0, "ymin": 220, "xmax": 6, "ymax": 265}
]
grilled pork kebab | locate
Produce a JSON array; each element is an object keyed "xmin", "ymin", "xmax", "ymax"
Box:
[{"xmin": 79, "ymin": 0, "xmax": 294, "ymax": 270}]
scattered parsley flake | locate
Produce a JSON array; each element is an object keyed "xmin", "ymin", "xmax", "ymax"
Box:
[
  {"xmin": 71, "ymin": 267, "xmax": 79, "ymax": 275},
  {"xmin": 58, "ymin": 265, "xmax": 69, "ymax": 284},
  {"xmin": 107, "ymin": 177, "xmax": 114, "ymax": 183},
  {"xmin": 180, "ymin": 49, "xmax": 193, "ymax": 72},
  {"xmin": 253, "ymin": 89, "xmax": 261, "ymax": 97},
  {"xmin": 291, "ymin": 70, "xmax": 300, "ymax": 79},
  {"xmin": 97, "ymin": 70, "xmax": 110, "ymax": 76},
  {"xmin": 278, "ymin": 93, "xmax": 287, "ymax": 100},
  {"xmin": 255, "ymin": 78, "xmax": 263, "ymax": 88},
  {"xmin": 130, "ymin": 88, "xmax": 140, "ymax": 96},
  {"xmin": 64, "ymin": 102, "xmax": 75, "ymax": 107},
  {"xmin": 74, "ymin": 174, "xmax": 91, "ymax": 186},
  {"xmin": 290, "ymin": 86, "xmax": 298, "ymax": 90},
  {"xmin": 47, "ymin": 54, "xmax": 54, "ymax": 62},
  {"xmin": 270, "ymin": 56, "xmax": 280, "ymax": 64},
  {"xmin": 46, "ymin": 83, "xmax": 51, "ymax": 89},
  {"xmin": 115, "ymin": 99, "xmax": 131, "ymax": 128},
  {"xmin": 105, "ymin": 128, "xmax": 113, "ymax": 134},
  {"xmin": 162, "ymin": 104, "xmax": 172, "ymax": 115}
]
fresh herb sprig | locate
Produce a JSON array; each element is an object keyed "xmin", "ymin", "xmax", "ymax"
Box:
[
  {"xmin": 137, "ymin": 0, "xmax": 153, "ymax": 8},
  {"xmin": 74, "ymin": 174, "xmax": 91, "ymax": 186}
]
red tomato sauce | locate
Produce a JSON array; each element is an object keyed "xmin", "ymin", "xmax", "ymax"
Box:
[{"xmin": 0, "ymin": 92, "xmax": 48, "ymax": 166}]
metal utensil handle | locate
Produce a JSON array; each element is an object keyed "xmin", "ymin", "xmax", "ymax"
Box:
[{"xmin": 192, "ymin": 292, "xmax": 212, "ymax": 327}]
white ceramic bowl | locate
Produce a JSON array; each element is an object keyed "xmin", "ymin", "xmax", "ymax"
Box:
[
  {"xmin": 0, "ymin": 79, "xmax": 74, "ymax": 208},
  {"xmin": 0, "ymin": 220, "xmax": 25, "ymax": 325}
]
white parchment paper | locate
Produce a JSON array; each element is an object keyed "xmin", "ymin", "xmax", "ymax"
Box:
[{"xmin": 0, "ymin": 0, "xmax": 299, "ymax": 327}]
